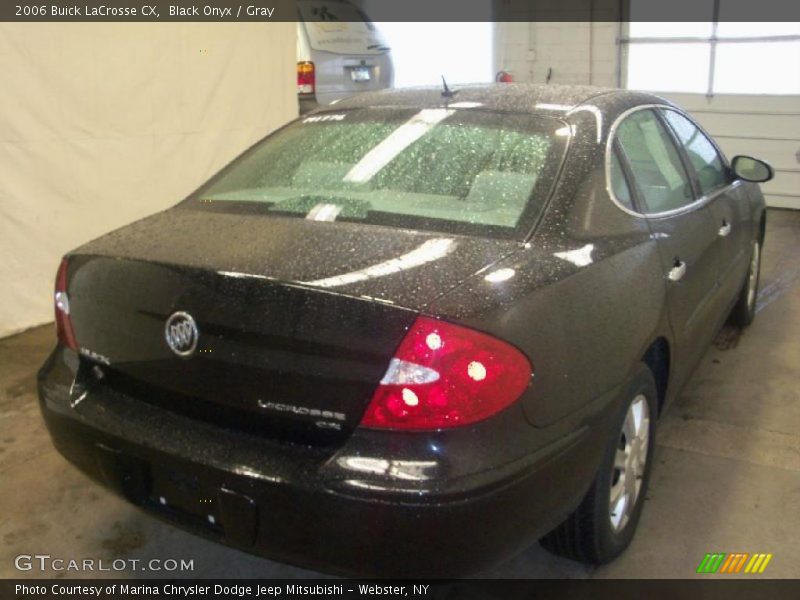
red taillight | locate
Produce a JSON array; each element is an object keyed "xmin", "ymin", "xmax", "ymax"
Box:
[
  {"xmin": 297, "ymin": 61, "xmax": 315, "ymax": 96},
  {"xmin": 55, "ymin": 258, "xmax": 78, "ymax": 350},
  {"xmin": 360, "ymin": 317, "xmax": 532, "ymax": 430}
]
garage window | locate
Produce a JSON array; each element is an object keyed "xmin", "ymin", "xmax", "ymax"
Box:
[{"xmin": 623, "ymin": 7, "xmax": 800, "ymax": 95}]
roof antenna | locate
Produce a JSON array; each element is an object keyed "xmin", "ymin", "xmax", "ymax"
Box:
[{"xmin": 441, "ymin": 75, "xmax": 457, "ymax": 98}]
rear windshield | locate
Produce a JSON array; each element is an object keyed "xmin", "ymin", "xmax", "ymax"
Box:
[{"xmin": 192, "ymin": 107, "xmax": 568, "ymax": 239}]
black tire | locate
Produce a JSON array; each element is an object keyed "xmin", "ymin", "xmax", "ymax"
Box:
[
  {"xmin": 728, "ymin": 238, "xmax": 762, "ymax": 328},
  {"xmin": 540, "ymin": 364, "xmax": 658, "ymax": 564}
]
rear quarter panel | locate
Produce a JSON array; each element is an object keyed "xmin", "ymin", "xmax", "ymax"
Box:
[{"xmin": 427, "ymin": 113, "xmax": 673, "ymax": 427}]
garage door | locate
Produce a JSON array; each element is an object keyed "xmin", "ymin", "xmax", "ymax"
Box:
[{"xmin": 664, "ymin": 93, "xmax": 800, "ymax": 210}]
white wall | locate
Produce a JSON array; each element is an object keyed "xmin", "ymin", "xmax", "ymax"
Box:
[
  {"xmin": 378, "ymin": 22, "xmax": 494, "ymax": 87},
  {"xmin": 494, "ymin": 22, "xmax": 618, "ymax": 87},
  {"xmin": 0, "ymin": 23, "xmax": 298, "ymax": 338}
]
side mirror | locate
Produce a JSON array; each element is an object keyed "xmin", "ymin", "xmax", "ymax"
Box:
[{"xmin": 732, "ymin": 155, "xmax": 774, "ymax": 183}]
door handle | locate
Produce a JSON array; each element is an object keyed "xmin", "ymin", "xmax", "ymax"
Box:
[
  {"xmin": 718, "ymin": 221, "xmax": 732, "ymax": 237},
  {"xmin": 668, "ymin": 260, "xmax": 687, "ymax": 282}
]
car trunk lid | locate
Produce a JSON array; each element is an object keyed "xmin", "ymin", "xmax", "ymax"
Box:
[{"xmin": 65, "ymin": 207, "xmax": 517, "ymax": 445}]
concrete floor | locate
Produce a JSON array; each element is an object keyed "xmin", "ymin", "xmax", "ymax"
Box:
[{"xmin": 1, "ymin": 209, "xmax": 798, "ymax": 579}]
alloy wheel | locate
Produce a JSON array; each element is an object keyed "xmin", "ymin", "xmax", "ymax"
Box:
[{"xmin": 609, "ymin": 394, "xmax": 650, "ymax": 533}]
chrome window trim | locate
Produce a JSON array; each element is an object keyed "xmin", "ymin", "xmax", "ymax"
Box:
[{"xmin": 605, "ymin": 103, "xmax": 740, "ymax": 220}]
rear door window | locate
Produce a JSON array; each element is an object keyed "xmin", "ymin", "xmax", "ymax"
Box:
[
  {"xmin": 661, "ymin": 109, "xmax": 730, "ymax": 196},
  {"xmin": 614, "ymin": 109, "xmax": 695, "ymax": 214}
]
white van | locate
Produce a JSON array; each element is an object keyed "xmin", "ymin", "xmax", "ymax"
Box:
[{"xmin": 296, "ymin": 0, "xmax": 394, "ymax": 113}]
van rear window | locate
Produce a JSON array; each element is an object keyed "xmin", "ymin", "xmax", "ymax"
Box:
[{"xmin": 298, "ymin": 0, "xmax": 389, "ymax": 55}]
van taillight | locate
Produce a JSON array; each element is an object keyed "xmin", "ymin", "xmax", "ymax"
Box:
[
  {"xmin": 297, "ymin": 61, "xmax": 315, "ymax": 96},
  {"xmin": 55, "ymin": 258, "xmax": 78, "ymax": 350},
  {"xmin": 360, "ymin": 317, "xmax": 532, "ymax": 430}
]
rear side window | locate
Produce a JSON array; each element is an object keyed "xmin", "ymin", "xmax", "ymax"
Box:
[
  {"xmin": 614, "ymin": 109, "xmax": 695, "ymax": 214},
  {"xmin": 193, "ymin": 108, "xmax": 567, "ymax": 239},
  {"xmin": 609, "ymin": 148, "xmax": 634, "ymax": 210},
  {"xmin": 661, "ymin": 109, "xmax": 730, "ymax": 196}
]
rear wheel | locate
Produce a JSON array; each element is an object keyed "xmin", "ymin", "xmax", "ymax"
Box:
[
  {"xmin": 540, "ymin": 364, "xmax": 657, "ymax": 564},
  {"xmin": 728, "ymin": 238, "xmax": 761, "ymax": 328}
]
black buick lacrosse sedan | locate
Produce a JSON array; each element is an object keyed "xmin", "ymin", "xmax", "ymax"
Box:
[{"xmin": 39, "ymin": 84, "xmax": 773, "ymax": 577}]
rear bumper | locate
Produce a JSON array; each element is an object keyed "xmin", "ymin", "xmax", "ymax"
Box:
[{"xmin": 38, "ymin": 348, "xmax": 618, "ymax": 577}]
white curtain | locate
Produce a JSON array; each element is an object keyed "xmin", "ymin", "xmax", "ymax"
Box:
[{"xmin": 0, "ymin": 23, "xmax": 298, "ymax": 337}]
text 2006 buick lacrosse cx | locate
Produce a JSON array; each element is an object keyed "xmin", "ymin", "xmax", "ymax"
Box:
[{"xmin": 39, "ymin": 84, "xmax": 773, "ymax": 577}]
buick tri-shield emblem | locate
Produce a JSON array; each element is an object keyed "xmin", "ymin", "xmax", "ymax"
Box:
[{"xmin": 165, "ymin": 311, "xmax": 199, "ymax": 357}]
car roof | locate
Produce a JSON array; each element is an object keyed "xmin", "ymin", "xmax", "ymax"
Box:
[{"xmin": 323, "ymin": 83, "xmax": 670, "ymax": 116}]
